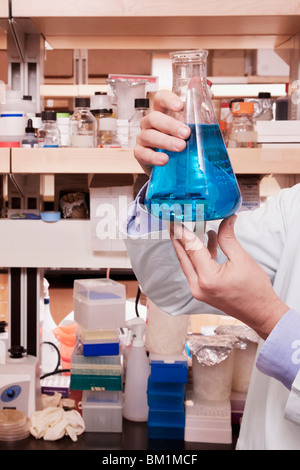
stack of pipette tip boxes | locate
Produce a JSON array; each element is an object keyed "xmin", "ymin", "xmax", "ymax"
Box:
[
  {"xmin": 147, "ymin": 354, "xmax": 188, "ymax": 440},
  {"xmin": 71, "ymin": 278, "xmax": 126, "ymax": 433}
]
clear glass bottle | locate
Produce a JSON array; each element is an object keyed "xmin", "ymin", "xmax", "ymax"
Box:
[
  {"xmin": 227, "ymin": 101, "xmax": 257, "ymax": 148},
  {"xmin": 70, "ymin": 97, "xmax": 97, "ymax": 148},
  {"xmin": 144, "ymin": 49, "xmax": 241, "ymax": 222},
  {"xmin": 98, "ymin": 117, "xmax": 121, "ymax": 148},
  {"xmin": 37, "ymin": 111, "xmax": 60, "ymax": 148},
  {"xmin": 21, "ymin": 119, "xmax": 38, "ymax": 148},
  {"xmin": 128, "ymin": 98, "xmax": 149, "ymax": 148}
]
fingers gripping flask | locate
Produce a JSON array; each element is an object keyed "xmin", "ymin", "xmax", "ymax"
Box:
[{"xmin": 144, "ymin": 50, "xmax": 242, "ymax": 222}]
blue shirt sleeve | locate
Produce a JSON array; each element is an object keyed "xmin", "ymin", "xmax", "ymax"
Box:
[{"xmin": 256, "ymin": 309, "xmax": 300, "ymax": 390}]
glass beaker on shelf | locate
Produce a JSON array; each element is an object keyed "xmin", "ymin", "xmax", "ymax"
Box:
[{"xmin": 144, "ymin": 49, "xmax": 241, "ymax": 222}]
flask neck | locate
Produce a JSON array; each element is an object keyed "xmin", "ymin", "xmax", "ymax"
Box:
[{"xmin": 170, "ymin": 50, "xmax": 217, "ymax": 125}]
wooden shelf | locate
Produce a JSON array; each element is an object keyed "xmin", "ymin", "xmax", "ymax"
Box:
[
  {"xmin": 11, "ymin": 147, "xmax": 142, "ymax": 174},
  {"xmin": 0, "ymin": 219, "xmax": 131, "ymax": 268},
  {"xmin": 9, "ymin": 0, "xmax": 300, "ymax": 50},
  {"xmin": 0, "ymin": 148, "xmax": 11, "ymax": 174},
  {"xmin": 8, "ymin": 147, "xmax": 300, "ymax": 175}
]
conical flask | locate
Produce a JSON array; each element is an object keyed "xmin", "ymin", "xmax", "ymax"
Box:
[{"xmin": 144, "ymin": 49, "xmax": 242, "ymax": 222}]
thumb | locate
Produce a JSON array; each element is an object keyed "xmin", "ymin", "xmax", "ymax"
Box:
[{"xmin": 217, "ymin": 215, "xmax": 245, "ymax": 261}]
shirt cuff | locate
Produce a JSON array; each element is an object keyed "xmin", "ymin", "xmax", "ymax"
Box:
[{"xmin": 256, "ymin": 309, "xmax": 300, "ymax": 390}]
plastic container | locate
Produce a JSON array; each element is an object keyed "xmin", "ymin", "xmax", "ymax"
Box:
[
  {"xmin": 81, "ymin": 390, "xmax": 123, "ymax": 433},
  {"xmin": 79, "ymin": 328, "xmax": 120, "ymax": 356},
  {"xmin": 123, "ymin": 318, "xmax": 150, "ymax": 422},
  {"xmin": 227, "ymin": 101, "xmax": 257, "ymax": 148},
  {"xmin": 71, "ymin": 342, "xmax": 123, "ymax": 375},
  {"xmin": 52, "ymin": 322, "xmax": 77, "ymax": 372},
  {"xmin": 149, "ymin": 354, "xmax": 188, "ymax": 383},
  {"xmin": 148, "ymin": 408, "xmax": 185, "ymax": 440},
  {"xmin": 90, "ymin": 92, "xmax": 113, "ymax": 112},
  {"xmin": 70, "ymin": 97, "xmax": 97, "ymax": 148},
  {"xmin": 37, "ymin": 110, "xmax": 60, "ymax": 147},
  {"xmin": 107, "ymin": 78, "xmax": 148, "ymax": 120},
  {"xmin": 73, "ymin": 278, "xmax": 126, "ymax": 330},
  {"xmin": 70, "ymin": 373, "xmax": 122, "ymax": 391},
  {"xmin": 0, "ymin": 89, "xmax": 27, "ymax": 142},
  {"xmin": 147, "ymin": 377, "xmax": 186, "ymax": 410},
  {"xmin": 128, "ymin": 98, "xmax": 149, "ymax": 148},
  {"xmin": 145, "ymin": 298, "xmax": 189, "ymax": 355},
  {"xmin": 0, "ymin": 409, "xmax": 30, "ymax": 441}
]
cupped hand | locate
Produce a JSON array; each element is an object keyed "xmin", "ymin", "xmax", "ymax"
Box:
[
  {"xmin": 170, "ymin": 216, "xmax": 289, "ymax": 339},
  {"xmin": 134, "ymin": 90, "xmax": 191, "ymax": 175}
]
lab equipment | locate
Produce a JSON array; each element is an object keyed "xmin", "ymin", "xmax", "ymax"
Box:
[
  {"xmin": 123, "ymin": 317, "xmax": 150, "ymax": 422},
  {"xmin": 145, "ymin": 298, "xmax": 189, "ymax": 356},
  {"xmin": 73, "ymin": 278, "xmax": 126, "ymax": 330},
  {"xmin": 56, "ymin": 112, "xmax": 70, "ymax": 147},
  {"xmin": 227, "ymin": 101, "xmax": 257, "ymax": 148},
  {"xmin": 0, "ymin": 409, "xmax": 30, "ymax": 441},
  {"xmin": 21, "ymin": 119, "xmax": 38, "ymax": 148},
  {"xmin": 78, "ymin": 328, "xmax": 120, "ymax": 356},
  {"xmin": 98, "ymin": 117, "xmax": 121, "ymax": 148},
  {"xmin": 145, "ymin": 49, "xmax": 241, "ymax": 222},
  {"xmin": 81, "ymin": 390, "xmax": 123, "ymax": 433},
  {"xmin": 107, "ymin": 77, "xmax": 148, "ymax": 120},
  {"xmin": 37, "ymin": 111, "xmax": 60, "ymax": 148},
  {"xmin": 128, "ymin": 98, "xmax": 149, "ymax": 148},
  {"xmin": 70, "ymin": 97, "xmax": 97, "ymax": 148}
]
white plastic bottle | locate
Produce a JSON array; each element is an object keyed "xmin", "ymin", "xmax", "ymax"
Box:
[{"xmin": 123, "ymin": 317, "xmax": 150, "ymax": 422}]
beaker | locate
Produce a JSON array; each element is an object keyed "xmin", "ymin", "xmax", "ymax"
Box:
[{"xmin": 144, "ymin": 50, "xmax": 242, "ymax": 222}]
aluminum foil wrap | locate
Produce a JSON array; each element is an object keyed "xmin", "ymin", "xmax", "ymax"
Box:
[
  {"xmin": 187, "ymin": 334, "xmax": 238, "ymax": 367},
  {"xmin": 215, "ymin": 325, "xmax": 260, "ymax": 350}
]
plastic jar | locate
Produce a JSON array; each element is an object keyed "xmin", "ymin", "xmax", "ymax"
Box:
[
  {"xmin": 228, "ymin": 101, "xmax": 257, "ymax": 148},
  {"xmin": 0, "ymin": 90, "xmax": 27, "ymax": 143}
]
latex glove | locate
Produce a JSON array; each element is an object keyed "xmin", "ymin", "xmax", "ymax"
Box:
[
  {"xmin": 170, "ymin": 215, "xmax": 289, "ymax": 340},
  {"xmin": 134, "ymin": 90, "xmax": 190, "ymax": 175},
  {"xmin": 30, "ymin": 407, "xmax": 85, "ymax": 442}
]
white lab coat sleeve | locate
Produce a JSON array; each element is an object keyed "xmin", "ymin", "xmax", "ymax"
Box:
[
  {"xmin": 120, "ymin": 183, "xmax": 292, "ymax": 317},
  {"xmin": 285, "ymin": 371, "xmax": 300, "ymax": 425}
]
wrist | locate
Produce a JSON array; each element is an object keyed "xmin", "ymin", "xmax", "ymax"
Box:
[{"xmin": 258, "ymin": 297, "xmax": 289, "ymax": 340}]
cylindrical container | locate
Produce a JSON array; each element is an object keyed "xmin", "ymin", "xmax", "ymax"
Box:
[
  {"xmin": 188, "ymin": 334, "xmax": 237, "ymax": 402},
  {"xmin": 37, "ymin": 110, "xmax": 60, "ymax": 147},
  {"xmin": 98, "ymin": 117, "xmax": 121, "ymax": 148},
  {"xmin": 227, "ymin": 101, "xmax": 257, "ymax": 148},
  {"xmin": 215, "ymin": 325, "xmax": 259, "ymax": 394},
  {"xmin": 56, "ymin": 112, "xmax": 70, "ymax": 147},
  {"xmin": 128, "ymin": 98, "xmax": 149, "ymax": 148},
  {"xmin": 107, "ymin": 78, "xmax": 148, "ymax": 120},
  {"xmin": 145, "ymin": 298, "xmax": 190, "ymax": 356},
  {"xmin": 70, "ymin": 97, "xmax": 97, "ymax": 148},
  {"xmin": 0, "ymin": 409, "xmax": 30, "ymax": 441}
]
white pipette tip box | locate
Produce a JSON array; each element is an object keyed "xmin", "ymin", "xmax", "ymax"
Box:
[{"xmin": 184, "ymin": 390, "xmax": 232, "ymax": 444}]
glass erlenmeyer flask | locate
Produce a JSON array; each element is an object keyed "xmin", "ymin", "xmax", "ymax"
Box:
[{"xmin": 144, "ymin": 49, "xmax": 242, "ymax": 222}]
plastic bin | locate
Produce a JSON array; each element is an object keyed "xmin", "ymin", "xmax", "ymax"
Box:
[
  {"xmin": 73, "ymin": 278, "xmax": 126, "ymax": 329},
  {"xmin": 81, "ymin": 390, "xmax": 123, "ymax": 433},
  {"xmin": 147, "ymin": 377, "xmax": 186, "ymax": 410},
  {"xmin": 149, "ymin": 354, "xmax": 188, "ymax": 383}
]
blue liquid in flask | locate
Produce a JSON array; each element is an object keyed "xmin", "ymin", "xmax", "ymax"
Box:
[{"xmin": 145, "ymin": 123, "xmax": 242, "ymax": 222}]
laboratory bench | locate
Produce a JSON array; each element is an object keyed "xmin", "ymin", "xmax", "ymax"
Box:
[{"xmin": 0, "ymin": 417, "xmax": 240, "ymax": 451}]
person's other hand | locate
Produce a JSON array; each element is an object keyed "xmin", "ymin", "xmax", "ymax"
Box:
[
  {"xmin": 170, "ymin": 216, "xmax": 289, "ymax": 339},
  {"xmin": 134, "ymin": 90, "xmax": 191, "ymax": 175}
]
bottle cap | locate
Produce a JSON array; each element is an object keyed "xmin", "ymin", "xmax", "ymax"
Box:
[
  {"xmin": 258, "ymin": 92, "xmax": 271, "ymax": 98},
  {"xmin": 22, "ymin": 95, "xmax": 32, "ymax": 101},
  {"xmin": 231, "ymin": 101, "xmax": 254, "ymax": 115},
  {"xmin": 25, "ymin": 119, "xmax": 35, "ymax": 133},
  {"xmin": 134, "ymin": 98, "xmax": 149, "ymax": 108},
  {"xmin": 75, "ymin": 97, "xmax": 90, "ymax": 108},
  {"xmin": 41, "ymin": 110, "xmax": 57, "ymax": 121}
]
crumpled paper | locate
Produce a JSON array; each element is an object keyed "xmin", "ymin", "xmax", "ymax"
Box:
[{"xmin": 30, "ymin": 407, "xmax": 85, "ymax": 442}]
